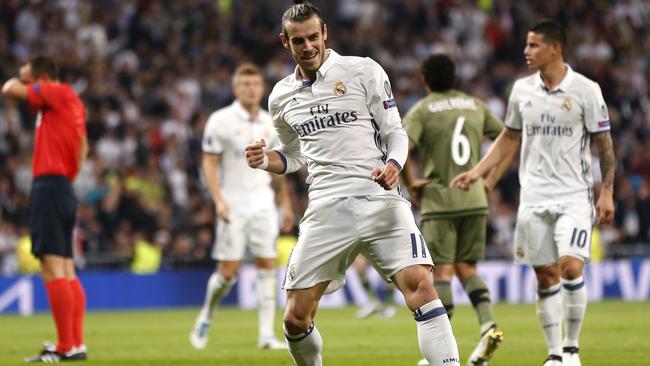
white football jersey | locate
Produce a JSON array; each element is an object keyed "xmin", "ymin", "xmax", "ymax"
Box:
[
  {"xmin": 268, "ymin": 50, "xmax": 408, "ymax": 201},
  {"xmin": 202, "ymin": 100, "xmax": 278, "ymax": 210},
  {"xmin": 505, "ymin": 65, "xmax": 611, "ymax": 205}
]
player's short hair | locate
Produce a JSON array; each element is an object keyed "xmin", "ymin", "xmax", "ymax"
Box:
[
  {"xmin": 529, "ymin": 20, "xmax": 568, "ymax": 53},
  {"xmin": 421, "ymin": 54, "xmax": 456, "ymax": 92},
  {"xmin": 281, "ymin": 0, "xmax": 325, "ymax": 38},
  {"xmin": 232, "ymin": 63, "xmax": 263, "ymax": 86},
  {"xmin": 29, "ymin": 56, "xmax": 58, "ymax": 80}
]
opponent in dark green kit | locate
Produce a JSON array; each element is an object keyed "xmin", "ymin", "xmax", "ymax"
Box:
[{"xmin": 402, "ymin": 54, "xmax": 513, "ymax": 366}]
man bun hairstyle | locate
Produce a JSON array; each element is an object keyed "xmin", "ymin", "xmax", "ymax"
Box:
[
  {"xmin": 421, "ymin": 54, "xmax": 456, "ymax": 92},
  {"xmin": 282, "ymin": 1, "xmax": 324, "ymax": 38},
  {"xmin": 30, "ymin": 56, "xmax": 58, "ymax": 80},
  {"xmin": 529, "ymin": 20, "xmax": 568, "ymax": 54}
]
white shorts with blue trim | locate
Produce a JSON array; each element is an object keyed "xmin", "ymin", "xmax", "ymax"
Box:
[
  {"xmin": 284, "ymin": 195, "xmax": 433, "ymax": 294},
  {"xmin": 513, "ymin": 203, "xmax": 595, "ymax": 267},
  {"xmin": 212, "ymin": 207, "xmax": 279, "ymax": 261}
]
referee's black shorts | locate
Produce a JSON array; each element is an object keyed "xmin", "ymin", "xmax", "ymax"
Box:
[{"xmin": 29, "ymin": 175, "xmax": 77, "ymax": 258}]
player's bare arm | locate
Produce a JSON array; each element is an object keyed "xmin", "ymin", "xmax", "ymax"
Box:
[
  {"xmin": 483, "ymin": 146, "xmax": 517, "ymax": 192},
  {"xmin": 1, "ymin": 78, "xmax": 28, "ymax": 100},
  {"xmin": 450, "ymin": 128, "xmax": 521, "ymax": 190},
  {"xmin": 400, "ymin": 154, "xmax": 431, "ymax": 207},
  {"xmin": 271, "ymin": 174, "xmax": 295, "ymax": 233},
  {"xmin": 2, "ymin": 63, "xmax": 34, "ymax": 100},
  {"xmin": 593, "ymin": 132, "xmax": 616, "ymax": 225},
  {"xmin": 201, "ymin": 152, "xmax": 230, "ymax": 222}
]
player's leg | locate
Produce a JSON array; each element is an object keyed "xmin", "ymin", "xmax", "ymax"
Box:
[
  {"xmin": 191, "ymin": 212, "xmax": 248, "ymax": 349},
  {"xmin": 456, "ymin": 215, "xmax": 503, "ymax": 365},
  {"xmin": 26, "ymin": 176, "xmax": 78, "ymax": 362},
  {"xmin": 191, "ymin": 260, "xmax": 240, "ymax": 349},
  {"xmin": 555, "ymin": 204, "xmax": 592, "ymax": 366},
  {"xmin": 535, "ymin": 264, "xmax": 563, "ymax": 366},
  {"xmin": 559, "ymin": 256, "xmax": 585, "ymax": 366},
  {"xmin": 514, "ymin": 205, "xmax": 564, "ymax": 365},
  {"xmin": 393, "ymin": 265, "xmax": 459, "ymax": 366},
  {"xmin": 65, "ymin": 258, "xmax": 87, "ymax": 359},
  {"xmin": 282, "ymin": 197, "xmax": 361, "ymax": 365},
  {"xmin": 353, "ymin": 255, "xmax": 383, "ymax": 318},
  {"xmin": 41, "ymin": 255, "xmax": 75, "ymax": 355},
  {"xmin": 246, "ymin": 206, "xmax": 283, "ymax": 348},
  {"xmin": 421, "ymin": 218, "xmax": 456, "ymax": 318},
  {"xmin": 249, "ymin": 207, "xmax": 284, "ymax": 348},
  {"xmin": 253, "ymin": 256, "xmax": 285, "ymax": 349},
  {"xmin": 359, "ymin": 197, "xmax": 458, "ymax": 366},
  {"xmin": 283, "ymin": 283, "xmax": 329, "ymax": 366}
]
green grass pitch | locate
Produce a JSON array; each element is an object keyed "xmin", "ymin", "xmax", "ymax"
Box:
[{"xmin": 1, "ymin": 301, "xmax": 647, "ymax": 365}]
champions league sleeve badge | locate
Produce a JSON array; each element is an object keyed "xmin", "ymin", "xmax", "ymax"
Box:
[{"xmin": 334, "ymin": 81, "xmax": 347, "ymax": 96}]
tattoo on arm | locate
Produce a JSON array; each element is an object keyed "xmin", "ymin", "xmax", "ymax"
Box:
[{"xmin": 593, "ymin": 133, "xmax": 615, "ymax": 191}]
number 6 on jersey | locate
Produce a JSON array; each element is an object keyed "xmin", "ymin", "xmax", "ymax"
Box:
[{"xmin": 451, "ymin": 116, "xmax": 470, "ymax": 166}]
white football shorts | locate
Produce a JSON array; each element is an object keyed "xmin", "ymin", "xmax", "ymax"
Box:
[
  {"xmin": 284, "ymin": 195, "xmax": 433, "ymax": 294},
  {"xmin": 513, "ymin": 202, "xmax": 595, "ymax": 266},
  {"xmin": 212, "ymin": 207, "xmax": 279, "ymax": 261}
]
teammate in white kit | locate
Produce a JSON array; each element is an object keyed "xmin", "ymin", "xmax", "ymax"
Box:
[
  {"xmin": 451, "ymin": 20, "xmax": 616, "ymax": 366},
  {"xmin": 245, "ymin": 2, "xmax": 459, "ymax": 366},
  {"xmin": 190, "ymin": 63, "xmax": 294, "ymax": 351}
]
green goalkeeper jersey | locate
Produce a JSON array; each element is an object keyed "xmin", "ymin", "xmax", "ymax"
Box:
[{"xmin": 404, "ymin": 90, "xmax": 503, "ymax": 218}]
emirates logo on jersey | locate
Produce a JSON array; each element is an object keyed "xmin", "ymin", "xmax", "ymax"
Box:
[{"xmin": 334, "ymin": 81, "xmax": 347, "ymax": 96}]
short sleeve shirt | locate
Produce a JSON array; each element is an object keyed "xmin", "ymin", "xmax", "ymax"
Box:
[
  {"xmin": 404, "ymin": 90, "xmax": 503, "ymax": 217},
  {"xmin": 202, "ymin": 101, "xmax": 278, "ymax": 210},
  {"xmin": 27, "ymin": 82, "xmax": 87, "ymax": 180},
  {"xmin": 504, "ymin": 65, "xmax": 610, "ymax": 205}
]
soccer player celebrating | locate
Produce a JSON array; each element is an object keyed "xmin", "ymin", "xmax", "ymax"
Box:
[
  {"xmin": 451, "ymin": 20, "xmax": 616, "ymax": 366},
  {"xmin": 190, "ymin": 63, "xmax": 293, "ymax": 351},
  {"xmin": 245, "ymin": 2, "xmax": 460, "ymax": 365},
  {"xmin": 402, "ymin": 54, "xmax": 511, "ymax": 366},
  {"xmin": 2, "ymin": 56, "xmax": 89, "ymax": 362}
]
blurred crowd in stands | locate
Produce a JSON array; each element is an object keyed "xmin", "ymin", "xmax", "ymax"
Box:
[{"xmin": 0, "ymin": 0, "xmax": 649, "ymax": 274}]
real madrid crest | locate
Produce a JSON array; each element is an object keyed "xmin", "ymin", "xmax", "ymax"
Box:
[
  {"xmin": 516, "ymin": 246, "xmax": 525, "ymax": 258},
  {"xmin": 288, "ymin": 264, "xmax": 296, "ymax": 280},
  {"xmin": 334, "ymin": 81, "xmax": 347, "ymax": 96},
  {"xmin": 561, "ymin": 97, "xmax": 572, "ymax": 112}
]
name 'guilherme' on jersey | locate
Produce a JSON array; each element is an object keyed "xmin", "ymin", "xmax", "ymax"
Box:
[{"xmin": 268, "ymin": 50, "xmax": 408, "ymax": 201}]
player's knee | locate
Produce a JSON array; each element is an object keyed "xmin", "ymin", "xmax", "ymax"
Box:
[
  {"xmin": 454, "ymin": 262, "xmax": 477, "ymax": 283},
  {"xmin": 536, "ymin": 272, "xmax": 560, "ymax": 288},
  {"xmin": 560, "ymin": 265, "xmax": 582, "ymax": 280},
  {"xmin": 402, "ymin": 275, "xmax": 436, "ymax": 311},
  {"xmin": 218, "ymin": 264, "xmax": 240, "ymax": 281},
  {"xmin": 283, "ymin": 311, "xmax": 312, "ymax": 334},
  {"xmin": 560, "ymin": 257, "xmax": 584, "ymax": 280}
]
